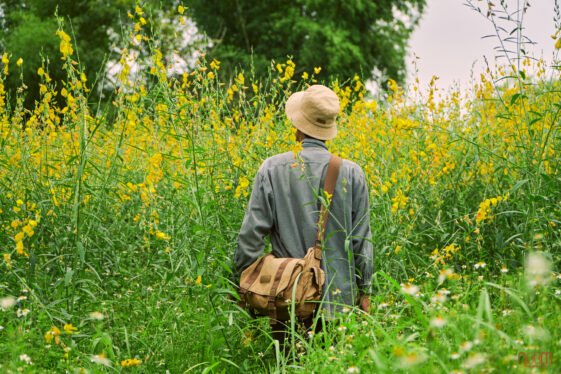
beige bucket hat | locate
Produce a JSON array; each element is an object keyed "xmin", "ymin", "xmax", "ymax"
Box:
[{"xmin": 285, "ymin": 85, "xmax": 340, "ymax": 141}]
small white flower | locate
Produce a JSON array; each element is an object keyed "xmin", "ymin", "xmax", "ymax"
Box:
[
  {"xmin": 459, "ymin": 341, "xmax": 473, "ymax": 352},
  {"xmin": 0, "ymin": 296, "xmax": 16, "ymax": 310},
  {"xmin": 522, "ymin": 325, "xmax": 550, "ymax": 341},
  {"xmin": 525, "ymin": 252, "xmax": 552, "ymax": 288},
  {"xmin": 347, "ymin": 366, "xmax": 360, "ymax": 373},
  {"xmin": 90, "ymin": 354, "xmax": 111, "ymax": 367},
  {"xmin": 461, "ymin": 353, "xmax": 487, "ymax": 369},
  {"xmin": 474, "ymin": 262, "xmax": 486, "ymax": 269},
  {"xmin": 430, "ymin": 316, "xmax": 447, "ymax": 328},
  {"xmin": 401, "ymin": 283, "xmax": 420, "ymax": 297},
  {"xmin": 398, "ymin": 351, "xmax": 427, "ymax": 368},
  {"xmin": 17, "ymin": 296, "xmax": 27, "ymax": 302},
  {"xmin": 431, "ymin": 293, "xmax": 447, "ymax": 304},
  {"xmin": 450, "ymin": 352, "xmax": 460, "ymax": 360},
  {"xmin": 16, "ymin": 308, "xmax": 30, "ymax": 317},
  {"xmin": 0, "ymin": 325, "xmax": 4, "ymax": 331},
  {"xmin": 341, "ymin": 307, "xmax": 351, "ymax": 313},
  {"xmin": 500, "ymin": 266, "xmax": 509, "ymax": 273},
  {"xmin": 502, "ymin": 309, "xmax": 513, "ymax": 316},
  {"xmin": 332, "ymin": 288, "xmax": 342, "ymax": 296},
  {"xmin": 19, "ymin": 354, "xmax": 32, "ymax": 365},
  {"xmin": 555, "ymin": 290, "xmax": 561, "ymax": 295},
  {"xmin": 337, "ymin": 325, "xmax": 347, "ymax": 332},
  {"xmin": 89, "ymin": 311, "xmax": 104, "ymax": 320},
  {"xmin": 378, "ymin": 302, "xmax": 389, "ymax": 309}
]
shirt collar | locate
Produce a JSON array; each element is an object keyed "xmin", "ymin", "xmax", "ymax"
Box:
[{"xmin": 301, "ymin": 138, "xmax": 328, "ymax": 151}]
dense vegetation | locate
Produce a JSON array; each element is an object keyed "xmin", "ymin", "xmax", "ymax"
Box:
[{"xmin": 1, "ymin": 3, "xmax": 560, "ymax": 373}]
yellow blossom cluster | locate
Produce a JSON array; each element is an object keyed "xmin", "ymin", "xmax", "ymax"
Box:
[
  {"xmin": 121, "ymin": 358, "xmax": 142, "ymax": 367},
  {"xmin": 475, "ymin": 194, "xmax": 509, "ymax": 224},
  {"xmin": 431, "ymin": 244, "xmax": 460, "ymax": 266}
]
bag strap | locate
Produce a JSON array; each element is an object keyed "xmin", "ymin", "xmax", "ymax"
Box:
[
  {"xmin": 315, "ymin": 155, "xmax": 342, "ymax": 251},
  {"xmin": 268, "ymin": 258, "xmax": 292, "ymax": 322}
]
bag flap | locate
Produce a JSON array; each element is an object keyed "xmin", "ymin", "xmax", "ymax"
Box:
[{"xmin": 244, "ymin": 256, "xmax": 304, "ymax": 297}]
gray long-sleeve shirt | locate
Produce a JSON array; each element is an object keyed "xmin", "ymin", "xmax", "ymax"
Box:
[{"xmin": 234, "ymin": 138, "xmax": 373, "ymax": 316}]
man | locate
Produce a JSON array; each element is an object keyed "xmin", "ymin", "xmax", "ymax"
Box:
[{"xmin": 234, "ymin": 84, "xmax": 373, "ymax": 328}]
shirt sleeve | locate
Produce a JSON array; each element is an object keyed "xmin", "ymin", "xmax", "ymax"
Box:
[
  {"xmin": 234, "ymin": 167, "xmax": 275, "ymax": 276},
  {"xmin": 351, "ymin": 167, "xmax": 373, "ymax": 294}
]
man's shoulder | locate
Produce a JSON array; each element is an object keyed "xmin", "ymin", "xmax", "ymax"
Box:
[
  {"xmin": 258, "ymin": 152, "xmax": 295, "ymax": 172},
  {"xmin": 341, "ymin": 158, "xmax": 366, "ymax": 176}
]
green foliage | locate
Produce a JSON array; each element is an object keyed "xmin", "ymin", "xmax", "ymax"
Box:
[
  {"xmin": 0, "ymin": 0, "xmax": 131, "ymax": 108},
  {"xmin": 189, "ymin": 0, "xmax": 426, "ymax": 83}
]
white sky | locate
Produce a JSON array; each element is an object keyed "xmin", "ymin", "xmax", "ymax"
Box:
[{"xmin": 405, "ymin": 0, "xmax": 559, "ymax": 94}]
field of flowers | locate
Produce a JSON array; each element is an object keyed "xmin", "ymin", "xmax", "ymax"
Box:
[{"xmin": 1, "ymin": 8, "xmax": 561, "ymax": 373}]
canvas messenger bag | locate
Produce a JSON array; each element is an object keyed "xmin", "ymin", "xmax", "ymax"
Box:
[{"xmin": 238, "ymin": 155, "xmax": 342, "ymax": 323}]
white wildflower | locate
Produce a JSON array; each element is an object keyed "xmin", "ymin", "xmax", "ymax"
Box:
[
  {"xmin": 90, "ymin": 354, "xmax": 112, "ymax": 367},
  {"xmin": 401, "ymin": 283, "xmax": 420, "ymax": 297},
  {"xmin": 19, "ymin": 354, "xmax": 32, "ymax": 365},
  {"xmin": 398, "ymin": 351, "xmax": 427, "ymax": 368},
  {"xmin": 474, "ymin": 262, "xmax": 486, "ymax": 269},
  {"xmin": 89, "ymin": 311, "xmax": 104, "ymax": 320},
  {"xmin": 430, "ymin": 316, "xmax": 447, "ymax": 328},
  {"xmin": 347, "ymin": 366, "xmax": 360, "ymax": 373},
  {"xmin": 522, "ymin": 325, "xmax": 550, "ymax": 341},
  {"xmin": 459, "ymin": 341, "xmax": 473, "ymax": 352},
  {"xmin": 16, "ymin": 308, "xmax": 30, "ymax": 317},
  {"xmin": 525, "ymin": 252, "xmax": 552, "ymax": 288},
  {"xmin": 461, "ymin": 353, "xmax": 487, "ymax": 369},
  {"xmin": 0, "ymin": 296, "xmax": 16, "ymax": 310}
]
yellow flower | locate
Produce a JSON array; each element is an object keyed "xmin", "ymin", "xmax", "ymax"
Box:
[
  {"xmin": 64, "ymin": 323, "xmax": 78, "ymax": 334},
  {"xmin": 121, "ymin": 358, "xmax": 142, "ymax": 367},
  {"xmin": 16, "ymin": 58, "xmax": 23, "ymax": 66},
  {"xmin": 155, "ymin": 231, "xmax": 170, "ymax": 240},
  {"xmin": 45, "ymin": 326, "xmax": 61, "ymax": 344},
  {"xmin": 196, "ymin": 275, "xmax": 202, "ymax": 285},
  {"xmin": 56, "ymin": 30, "xmax": 74, "ymax": 59},
  {"xmin": 16, "ymin": 241, "xmax": 27, "ymax": 257},
  {"xmin": 3, "ymin": 253, "xmax": 11, "ymax": 270},
  {"xmin": 178, "ymin": 5, "xmax": 185, "ymax": 14},
  {"xmin": 314, "ymin": 67, "xmax": 322, "ymax": 74}
]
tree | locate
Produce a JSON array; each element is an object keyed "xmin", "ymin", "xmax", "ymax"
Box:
[
  {"xmin": 0, "ymin": 0, "xmax": 131, "ymax": 109},
  {"xmin": 189, "ymin": 0, "xmax": 426, "ymax": 85}
]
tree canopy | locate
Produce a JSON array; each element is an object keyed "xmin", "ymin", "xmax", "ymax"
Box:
[
  {"xmin": 0, "ymin": 0, "xmax": 130, "ymax": 108},
  {"xmin": 189, "ymin": 0, "xmax": 426, "ymax": 84}
]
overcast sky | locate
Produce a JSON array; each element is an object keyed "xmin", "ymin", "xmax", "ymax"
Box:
[{"xmin": 405, "ymin": 0, "xmax": 558, "ymax": 94}]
